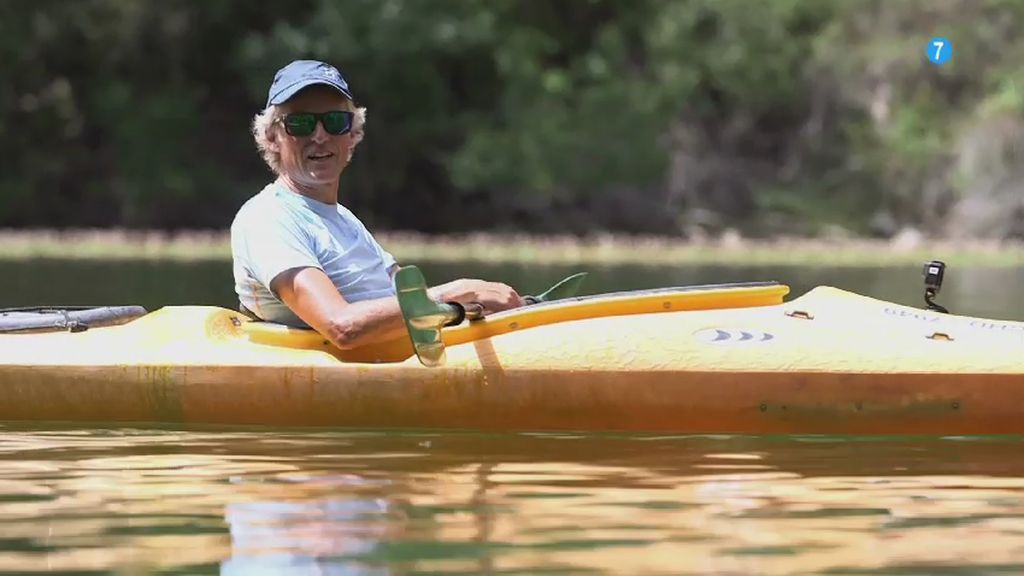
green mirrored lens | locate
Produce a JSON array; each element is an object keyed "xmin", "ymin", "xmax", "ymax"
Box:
[
  {"xmin": 323, "ymin": 111, "xmax": 352, "ymax": 135},
  {"xmin": 284, "ymin": 114, "xmax": 316, "ymax": 136},
  {"xmin": 282, "ymin": 111, "xmax": 352, "ymax": 137}
]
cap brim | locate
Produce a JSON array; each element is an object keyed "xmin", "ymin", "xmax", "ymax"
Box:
[{"xmin": 267, "ymin": 79, "xmax": 354, "ymax": 107}]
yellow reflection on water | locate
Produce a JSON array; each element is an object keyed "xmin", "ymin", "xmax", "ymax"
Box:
[{"xmin": 2, "ymin": 429, "xmax": 1024, "ymax": 574}]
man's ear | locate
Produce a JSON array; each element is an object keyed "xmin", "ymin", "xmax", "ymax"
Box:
[{"xmin": 266, "ymin": 129, "xmax": 281, "ymax": 153}]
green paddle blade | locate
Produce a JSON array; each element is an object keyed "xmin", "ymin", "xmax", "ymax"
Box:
[
  {"xmin": 394, "ymin": 266, "xmax": 460, "ymax": 367},
  {"xmin": 395, "ymin": 267, "xmax": 589, "ymax": 366},
  {"xmin": 528, "ymin": 272, "xmax": 588, "ymax": 303}
]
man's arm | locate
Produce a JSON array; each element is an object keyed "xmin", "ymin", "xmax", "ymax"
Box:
[
  {"xmin": 273, "ymin": 266, "xmax": 524, "ymax": 351},
  {"xmin": 273, "ymin": 267, "xmax": 409, "ymax": 350}
]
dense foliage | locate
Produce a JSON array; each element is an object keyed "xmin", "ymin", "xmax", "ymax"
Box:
[{"xmin": 4, "ymin": 0, "xmax": 1024, "ymax": 237}]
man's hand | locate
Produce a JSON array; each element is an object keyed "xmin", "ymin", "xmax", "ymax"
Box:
[{"xmin": 428, "ymin": 279, "xmax": 523, "ymax": 315}]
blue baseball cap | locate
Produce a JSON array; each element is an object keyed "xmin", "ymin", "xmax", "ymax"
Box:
[{"xmin": 266, "ymin": 60, "xmax": 354, "ymax": 107}]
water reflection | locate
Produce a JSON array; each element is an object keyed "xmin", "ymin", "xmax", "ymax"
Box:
[
  {"xmin": 223, "ymin": 485, "xmax": 391, "ymax": 575},
  {"xmin": 3, "ymin": 427, "xmax": 1024, "ymax": 574}
]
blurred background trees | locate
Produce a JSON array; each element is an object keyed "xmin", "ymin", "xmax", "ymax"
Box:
[{"xmin": 3, "ymin": 0, "xmax": 1023, "ymax": 239}]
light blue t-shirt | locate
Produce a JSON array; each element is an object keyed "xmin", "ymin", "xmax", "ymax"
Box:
[{"xmin": 231, "ymin": 182, "xmax": 398, "ymax": 327}]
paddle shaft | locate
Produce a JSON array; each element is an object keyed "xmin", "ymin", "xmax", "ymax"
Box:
[{"xmin": 441, "ymin": 301, "xmax": 484, "ymax": 326}]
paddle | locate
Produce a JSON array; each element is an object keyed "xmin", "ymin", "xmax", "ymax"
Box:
[{"xmin": 394, "ymin": 266, "xmax": 587, "ymax": 367}]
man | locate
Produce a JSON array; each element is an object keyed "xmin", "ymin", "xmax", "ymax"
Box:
[{"xmin": 232, "ymin": 59, "xmax": 522, "ymax": 350}]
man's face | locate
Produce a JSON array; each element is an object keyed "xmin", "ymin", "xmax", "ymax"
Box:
[{"xmin": 272, "ymin": 86, "xmax": 355, "ymax": 189}]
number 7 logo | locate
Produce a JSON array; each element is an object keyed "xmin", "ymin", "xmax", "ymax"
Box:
[{"xmin": 927, "ymin": 36, "xmax": 952, "ymax": 65}]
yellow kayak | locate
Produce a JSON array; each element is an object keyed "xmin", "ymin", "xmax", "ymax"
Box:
[{"xmin": 1, "ymin": 279, "xmax": 1023, "ymax": 434}]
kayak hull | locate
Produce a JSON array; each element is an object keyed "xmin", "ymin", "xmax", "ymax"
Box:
[
  {"xmin": 2, "ymin": 364, "xmax": 1019, "ymax": 435},
  {"xmin": 2, "ymin": 283, "xmax": 1023, "ymax": 434}
]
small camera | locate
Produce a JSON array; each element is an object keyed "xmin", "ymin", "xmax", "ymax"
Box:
[
  {"xmin": 922, "ymin": 260, "xmax": 946, "ymax": 294},
  {"xmin": 922, "ymin": 260, "xmax": 948, "ymax": 313}
]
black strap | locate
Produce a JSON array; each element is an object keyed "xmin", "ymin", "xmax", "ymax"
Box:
[{"xmin": 238, "ymin": 303, "xmax": 261, "ymax": 321}]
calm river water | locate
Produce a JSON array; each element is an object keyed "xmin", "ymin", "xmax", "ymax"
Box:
[{"xmin": 2, "ymin": 259, "xmax": 1024, "ymax": 574}]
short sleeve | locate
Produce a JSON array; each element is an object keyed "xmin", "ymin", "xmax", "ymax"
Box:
[{"xmin": 232, "ymin": 207, "xmax": 322, "ymax": 295}]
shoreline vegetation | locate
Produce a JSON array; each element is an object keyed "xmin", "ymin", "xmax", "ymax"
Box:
[
  {"xmin": 11, "ymin": 4, "xmax": 1024, "ymax": 242},
  {"xmin": 0, "ymin": 229, "xmax": 1022, "ymax": 267}
]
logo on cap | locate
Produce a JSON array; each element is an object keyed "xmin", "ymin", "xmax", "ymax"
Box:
[{"xmin": 319, "ymin": 64, "xmax": 342, "ymax": 82}]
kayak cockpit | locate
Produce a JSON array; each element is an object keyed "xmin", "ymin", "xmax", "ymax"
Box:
[{"xmin": 243, "ymin": 281, "xmax": 791, "ymax": 363}]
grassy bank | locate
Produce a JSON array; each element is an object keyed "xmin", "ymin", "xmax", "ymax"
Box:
[{"xmin": 1, "ymin": 229, "xmax": 1022, "ymax": 267}]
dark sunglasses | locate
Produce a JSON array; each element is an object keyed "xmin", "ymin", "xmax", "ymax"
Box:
[{"xmin": 280, "ymin": 110, "xmax": 353, "ymax": 137}]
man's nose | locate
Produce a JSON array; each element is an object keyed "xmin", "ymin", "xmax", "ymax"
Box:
[{"xmin": 310, "ymin": 120, "xmax": 329, "ymax": 143}]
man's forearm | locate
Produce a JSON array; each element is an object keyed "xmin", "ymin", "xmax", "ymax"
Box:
[
  {"xmin": 324, "ymin": 282, "xmax": 467, "ymax": 350},
  {"xmin": 324, "ymin": 296, "xmax": 408, "ymax": 350}
]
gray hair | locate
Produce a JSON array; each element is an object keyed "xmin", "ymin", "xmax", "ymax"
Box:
[{"xmin": 251, "ymin": 101, "xmax": 367, "ymax": 174}]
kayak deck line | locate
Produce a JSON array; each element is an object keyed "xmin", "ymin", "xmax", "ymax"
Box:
[{"xmin": 1, "ymin": 281, "xmax": 1023, "ymax": 434}]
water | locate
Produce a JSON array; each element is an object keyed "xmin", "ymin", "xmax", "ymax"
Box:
[
  {"xmin": 3, "ymin": 259, "xmax": 1024, "ymax": 574},
  {"xmin": 4, "ymin": 427, "xmax": 1024, "ymax": 575}
]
